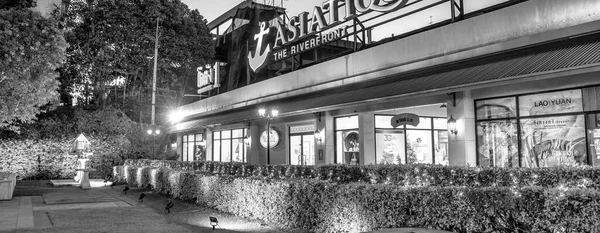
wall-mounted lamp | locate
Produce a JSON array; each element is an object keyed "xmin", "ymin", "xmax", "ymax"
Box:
[
  {"xmin": 314, "ymin": 129, "xmax": 323, "ymax": 142},
  {"xmin": 448, "ymin": 115, "xmax": 458, "ymax": 135}
]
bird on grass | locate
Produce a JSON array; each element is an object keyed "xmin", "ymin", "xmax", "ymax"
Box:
[
  {"xmin": 138, "ymin": 193, "xmax": 146, "ymax": 202},
  {"xmin": 110, "ymin": 182, "xmax": 117, "ymax": 189},
  {"xmin": 164, "ymin": 200, "xmax": 174, "ymax": 214},
  {"xmin": 122, "ymin": 186, "xmax": 129, "ymax": 195}
]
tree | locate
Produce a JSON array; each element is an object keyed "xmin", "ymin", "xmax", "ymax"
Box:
[
  {"xmin": 60, "ymin": 0, "xmax": 214, "ymax": 124},
  {"xmin": 0, "ymin": 0, "xmax": 36, "ymax": 10},
  {"xmin": 0, "ymin": 8, "xmax": 68, "ymax": 132}
]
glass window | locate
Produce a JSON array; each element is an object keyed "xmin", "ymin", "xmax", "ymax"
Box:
[
  {"xmin": 375, "ymin": 131, "xmax": 405, "ymax": 164},
  {"xmin": 336, "ymin": 115, "xmax": 359, "ymax": 130},
  {"xmin": 182, "ymin": 133, "xmax": 205, "ymax": 162},
  {"xmin": 434, "ymin": 131, "xmax": 448, "ymax": 165},
  {"xmin": 406, "ymin": 117, "xmax": 432, "ymax": 129},
  {"xmin": 520, "ymin": 115, "xmax": 586, "ymax": 167},
  {"xmin": 222, "ymin": 130, "xmax": 231, "ymax": 139},
  {"xmin": 433, "ymin": 118, "xmax": 448, "ymax": 130},
  {"xmin": 406, "ymin": 130, "xmax": 432, "ymax": 164},
  {"xmin": 221, "ymin": 139, "xmax": 231, "ymax": 162},
  {"xmin": 212, "ymin": 128, "xmax": 247, "ymax": 163},
  {"xmin": 335, "ymin": 115, "xmax": 359, "ymax": 164},
  {"xmin": 519, "ymin": 89, "xmax": 583, "ymax": 117},
  {"xmin": 213, "ymin": 131, "xmax": 220, "ymax": 140},
  {"xmin": 476, "ymin": 97, "xmax": 516, "ymax": 120},
  {"xmin": 374, "ymin": 115, "xmax": 394, "ymax": 129},
  {"xmin": 476, "ymin": 120, "xmax": 518, "ymax": 167}
]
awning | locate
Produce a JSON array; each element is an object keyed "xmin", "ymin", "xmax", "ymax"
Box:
[{"xmin": 171, "ymin": 35, "xmax": 600, "ymax": 133}]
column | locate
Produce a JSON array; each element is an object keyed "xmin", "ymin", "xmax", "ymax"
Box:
[{"xmin": 447, "ymin": 90, "xmax": 477, "ymax": 166}]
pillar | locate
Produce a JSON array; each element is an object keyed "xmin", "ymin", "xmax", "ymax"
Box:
[{"xmin": 447, "ymin": 90, "xmax": 477, "ymax": 166}]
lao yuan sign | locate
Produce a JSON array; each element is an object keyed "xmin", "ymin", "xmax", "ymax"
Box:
[
  {"xmin": 390, "ymin": 113, "xmax": 419, "ymax": 128},
  {"xmin": 248, "ymin": 0, "xmax": 410, "ymax": 72}
]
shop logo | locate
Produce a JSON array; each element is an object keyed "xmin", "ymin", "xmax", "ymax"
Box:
[{"xmin": 248, "ymin": 21, "xmax": 271, "ymax": 72}]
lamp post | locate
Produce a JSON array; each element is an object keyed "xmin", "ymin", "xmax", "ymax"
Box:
[
  {"xmin": 147, "ymin": 128, "xmax": 160, "ymax": 160},
  {"xmin": 258, "ymin": 108, "xmax": 278, "ymax": 164}
]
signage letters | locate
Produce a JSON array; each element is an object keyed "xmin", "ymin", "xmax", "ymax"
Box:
[
  {"xmin": 197, "ymin": 62, "xmax": 220, "ymax": 94},
  {"xmin": 248, "ymin": 0, "xmax": 410, "ymax": 71},
  {"xmin": 390, "ymin": 113, "xmax": 420, "ymax": 128}
]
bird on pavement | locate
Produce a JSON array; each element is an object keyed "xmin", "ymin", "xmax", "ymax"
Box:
[
  {"xmin": 110, "ymin": 182, "xmax": 117, "ymax": 189},
  {"xmin": 139, "ymin": 193, "xmax": 146, "ymax": 202},
  {"xmin": 165, "ymin": 200, "xmax": 174, "ymax": 214},
  {"xmin": 122, "ymin": 186, "xmax": 129, "ymax": 194}
]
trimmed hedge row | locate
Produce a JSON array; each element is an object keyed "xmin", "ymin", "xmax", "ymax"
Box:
[
  {"xmin": 124, "ymin": 159, "xmax": 600, "ymax": 188},
  {"xmin": 115, "ymin": 165, "xmax": 600, "ymax": 233}
]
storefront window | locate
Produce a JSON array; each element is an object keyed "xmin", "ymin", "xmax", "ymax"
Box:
[
  {"xmin": 374, "ymin": 115, "xmax": 447, "ymax": 165},
  {"xmin": 476, "ymin": 120, "xmax": 518, "ymax": 167},
  {"xmin": 589, "ymin": 114, "xmax": 600, "ymax": 166},
  {"xmin": 182, "ymin": 133, "xmax": 205, "ymax": 161},
  {"xmin": 476, "ymin": 97, "xmax": 516, "ymax": 120},
  {"xmin": 290, "ymin": 124, "xmax": 316, "ymax": 165},
  {"xmin": 520, "ymin": 115, "xmax": 586, "ymax": 167},
  {"xmin": 476, "ymin": 89, "xmax": 589, "ymax": 167},
  {"xmin": 335, "ymin": 115, "xmax": 359, "ymax": 164},
  {"xmin": 212, "ymin": 128, "xmax": 248, "ymax": 163}
]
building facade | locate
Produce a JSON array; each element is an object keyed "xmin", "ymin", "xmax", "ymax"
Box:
[{"xmin": 169, "ymin": 0, "xmax": 600, "ymax": 168}]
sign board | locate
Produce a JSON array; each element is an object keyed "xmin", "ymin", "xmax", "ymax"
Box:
[
  {"xmin": 248, "ymin": 0, "xmax": 411, "ymax": 72},
  {"xmin": 197, "ymin": 62, "xmax": 221, "ymax": 94},
  {"xmin": 260, "ymin": 128, "xmax": 280, "ymax": 148},
  {"xmin": 390, "ymin": 113, "xmax": 419, "ymax": 128}
]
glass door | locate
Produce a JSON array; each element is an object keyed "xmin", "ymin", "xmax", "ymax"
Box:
[{"xmin": 290, "ymin": 134, "xmax": 315, "ymax": 165}]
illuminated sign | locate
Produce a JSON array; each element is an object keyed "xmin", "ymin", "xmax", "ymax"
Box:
[
  {"xmin": 260, "ymin": 128, "xmax": 280, "ymax": 148},
  {"xmin": 197, "ymin": 62, "xmax": 221, "ymax": 94},
  {"xmin": 248, "ymin": 0, "xmax": 410, "ymax": 72}
]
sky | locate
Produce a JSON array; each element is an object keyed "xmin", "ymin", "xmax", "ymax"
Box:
[{"xmin": 181, "ymin": 0, "xmax": 322, "ymax": 23}]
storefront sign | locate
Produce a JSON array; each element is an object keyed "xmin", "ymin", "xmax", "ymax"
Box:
[
  {"xmin": 197, "ymin": 62, "xmax": 221, "ymax": 94},
  {"xmin": 518, "ymin": 89, "xmax": 583, "ymax": 116},
  {"xmin": 248, "ymin": 0, "xmax": 411, "ymax": 71},
  {"xmin": 260, "ymin": 128, "xmax": 280, "ymax": 148},
  {"xmin": 390, "ymin": 113, "xmax": 419, "ymax": 128}
]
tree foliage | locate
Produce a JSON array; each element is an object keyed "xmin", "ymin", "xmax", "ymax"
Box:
[
  {"xmin": 0, "ymin": 0, "xmax": 36, "ymax": 10},
  {"xmin": 61, "ymin": 0, "xmax": 214, "ymax": 123},
  {"xmin": 0, "ymin": 7, "xmax": 67, "ymax": 131}
]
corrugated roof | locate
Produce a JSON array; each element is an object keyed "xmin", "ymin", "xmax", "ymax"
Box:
[{"xmin": 171, "ymin": 36, "xmax": 600, "ymax": 133}]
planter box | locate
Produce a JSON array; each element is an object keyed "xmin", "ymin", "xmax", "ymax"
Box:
[{"xmin": 0, "ymin": 172, "xmax": 16, "ymax": 200}]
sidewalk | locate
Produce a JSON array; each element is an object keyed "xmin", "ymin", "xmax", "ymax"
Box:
[{"xmin": 0, "ymin": 182, "xmax": 308, "ymax": 233}]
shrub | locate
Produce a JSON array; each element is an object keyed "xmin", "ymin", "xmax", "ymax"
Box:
[
  {"xmin": 115, "ymin": 165, "xmax": 600, "ymax": 233},
  {"xmin": 124, "ymin": 159, "xmax": 600, "ymax": 189}
]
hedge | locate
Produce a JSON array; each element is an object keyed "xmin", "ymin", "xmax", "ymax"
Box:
[
  {"xmin": 124, "ymin": 159, "xmax": 600, "ymax": 189},
  {"xmin": 114, "ymin": 165, "xmax": 600, "ymax": 233}
]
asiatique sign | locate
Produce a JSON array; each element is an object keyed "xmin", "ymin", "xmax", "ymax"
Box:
[{"xmin": 248, "ymin": 0, "xmax": 410, "ymax": 72}]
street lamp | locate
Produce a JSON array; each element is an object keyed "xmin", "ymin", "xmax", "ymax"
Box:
[
  {"xmin": 147, "ymin": 128, "xmax": 160, "ymax": 160},
  {"xmin": 258, "ymin": 108, "xmax": 278, "ymax": 164}
]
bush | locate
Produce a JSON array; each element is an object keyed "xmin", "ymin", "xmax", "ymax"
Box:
[
  {"xmin": 124, "ymin": 159, "xmax": 600, "ymax": 189},
  {"xmin": 114, "ymin": 165, "xmax": 600, "ymax": 233}
]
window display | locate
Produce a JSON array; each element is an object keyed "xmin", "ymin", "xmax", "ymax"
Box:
[
  {"xmin": 374, "ymin": 115, "xmax": 447, "ymax": 165},
  {"xmin": 476, "ymin": 120, "xmax": 518, "ymax": 167},
  {"xmin": 182, "ymin": 133, "xmax": 205, "ymax": 161},
  {"xmin": 476, "ymin": 88, "xmax": 590, "ymax": 167},
  {"xmin": 335, "ymin": 116, "xmax": 359, "ymax": 164},
  {"xmin": 476, "ymin": 97, "xmax": 516, "ymax": 120},
  {"xmin": 520, "ymin": 115, "xmax": 587, "ymax": 167},
  {"xmin": 375, "ymin": 131, "xmax": 405, "ymax": 164}
]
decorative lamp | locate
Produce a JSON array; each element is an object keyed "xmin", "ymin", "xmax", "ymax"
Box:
[{"xmin": 448, "ymin": 115, "xmax": 457, "ymax": 135}]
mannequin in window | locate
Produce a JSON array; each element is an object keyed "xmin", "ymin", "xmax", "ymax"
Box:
[{"xmin": 195, "ymin": 145, "xmax": 205, "ymax": 161}]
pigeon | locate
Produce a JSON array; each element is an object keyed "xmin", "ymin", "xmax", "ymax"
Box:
[
  {"xmin": 138, "ymin": 193, "xmax": 146, "ymax": 202},
  {"xmin": 164, "ymin": 200, "xmax": 174, "ymax": 214},
  {"xmin": 122, "ymin": 186, "xmax": 129, "ymax": 194},
  {"xmin": 110, "ymin": 182, "xmax": 117, "ymax": 189}
]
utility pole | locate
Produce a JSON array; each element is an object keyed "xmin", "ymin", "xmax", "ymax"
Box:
[{"xmin": 151, "ymin": 17, "xmax": 159, "ymax": 126}]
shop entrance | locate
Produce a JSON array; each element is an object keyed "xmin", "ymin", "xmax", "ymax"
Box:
[{"xmin": 290, "ymin": 134, "xmax": 315, "ymax": 165}]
